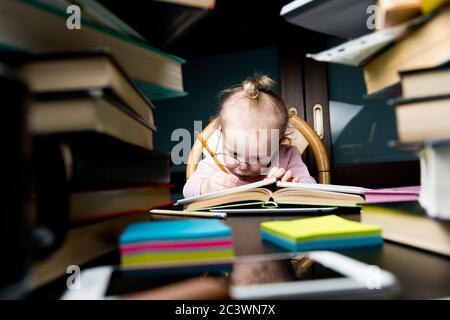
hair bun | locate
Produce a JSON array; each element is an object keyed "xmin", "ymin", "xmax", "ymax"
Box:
[{"xmin": 242, "ymin": 74, "xmax": 275, "ymax": 99}]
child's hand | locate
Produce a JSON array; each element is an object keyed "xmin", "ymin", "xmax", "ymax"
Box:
[
  {"xmin": 201, "ymin": 171, "xmax": 239, "ymax": 194},
  {"xmin": 267, "ymin": 167, "xmax": 301, "ymax": 183}
]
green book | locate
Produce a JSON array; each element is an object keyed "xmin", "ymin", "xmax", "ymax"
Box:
[{"xmin": 28, "ymin": 0, "xmax": 147, "ymax": 42}]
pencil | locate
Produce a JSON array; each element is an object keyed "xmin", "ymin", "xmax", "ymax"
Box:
[
  {"xmin": 195, "ymin": 131, "xmax": 229, "ymax": 173},
  {"xmin": 149, "ymin": 209, "xmax": 227, "ymax": 219}
]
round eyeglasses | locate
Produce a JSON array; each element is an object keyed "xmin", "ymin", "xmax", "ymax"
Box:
[
  {"xmin": 213, "ymin": 130, "xmax": 273, "ymax": 170},
  {"xmin": 215, "ymin": 153, "xmax": 272, "ymax": 169}
]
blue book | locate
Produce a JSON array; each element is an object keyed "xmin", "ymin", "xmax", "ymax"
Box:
[{"xmin": 120, "ymin": 220, "xmax": 232, "ymax": 244}]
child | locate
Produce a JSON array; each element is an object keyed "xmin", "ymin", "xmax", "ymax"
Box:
[{"xmin": 183, "ymin": 74, "xmax": 316, "ymax": 198}]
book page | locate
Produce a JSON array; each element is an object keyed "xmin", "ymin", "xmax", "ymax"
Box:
[
  {"xmin": 273, "ymin": 188, "xmax": 364, "ymax": 207},
  {"xmin": 276, "ymin": 181, "xmax": 370, "ymax": 195},
  {"xmin": 176, "ymin": 177, "xmax": 276, "ymax": 205},
  {"xmin": 186, "ymin": 190, "xmax": 271, "ymax": 211}
]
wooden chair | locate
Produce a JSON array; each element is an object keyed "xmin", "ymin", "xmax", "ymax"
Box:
[{"xmin": 186, "ymin": 108, "xmax": 331, "ymax": 184}]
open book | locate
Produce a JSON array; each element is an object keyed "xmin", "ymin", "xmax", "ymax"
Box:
[{"xmin": 176, "ymin": 178, "xmax": 367, "ymax": 211}]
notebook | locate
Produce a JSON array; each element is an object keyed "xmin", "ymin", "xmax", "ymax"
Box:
[
  {"xmin": 364, "ymin": 186, "xmax": 420, "ymax": 204},
  {"xmin": 260, "ymin": 215, "xmax": 383, "ymax": 251},
  {"xmin": 177, "ymin": 178, "xmax": 365, "ymax": 211}
]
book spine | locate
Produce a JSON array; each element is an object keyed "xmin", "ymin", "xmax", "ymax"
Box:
[{"xmin": 69, "ymin": 141, "xmax": 170, "ymax": 190}]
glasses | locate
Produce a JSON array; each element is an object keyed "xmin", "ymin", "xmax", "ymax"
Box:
[
  {"xmin": 216, "ymin": 153, "xmax": 272, "ymax": 169},
  {"xmin": 214, "ymin": 130, "xmax": 273, "ymax": 170}
]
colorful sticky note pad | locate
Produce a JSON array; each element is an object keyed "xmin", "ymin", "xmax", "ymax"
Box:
[
  {"xmin": 260, "ymin": 215, "xmax": 383, "ymax": 251},
  {"xmin": 120, "ymin": 219, "xmax": 232, "ymax": 244},
  {"xmin": 120, "ymin": 219, "xmax": 234, "ymax": 272}
]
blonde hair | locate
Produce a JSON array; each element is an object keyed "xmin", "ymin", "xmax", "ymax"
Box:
[{"xmin": 217, "ymin": 74, "xmax": 289, "ymax": 137}]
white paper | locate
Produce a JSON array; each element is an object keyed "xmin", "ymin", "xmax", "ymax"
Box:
[{"xmin": 305, "ymin": 15, "xmax": 430, "ymax": 67}]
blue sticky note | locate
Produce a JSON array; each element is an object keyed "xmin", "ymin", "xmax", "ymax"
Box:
[
  {"xmin": 261, "ymin": 230, "xmax": 383, "ymax": 251},
  {"xmin": 120, "ymin": 219, "xmax": 232, "ymax": 244}
]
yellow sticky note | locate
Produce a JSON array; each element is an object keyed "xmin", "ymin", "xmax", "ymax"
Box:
[{"xmin": 260, "ymin": 215, "xmax": 381, "ymax": 242}]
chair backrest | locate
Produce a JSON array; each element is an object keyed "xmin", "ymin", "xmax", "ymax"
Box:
[{"xmin": 186, "ymin": 110, "xmax": 331, "ymax": 184}]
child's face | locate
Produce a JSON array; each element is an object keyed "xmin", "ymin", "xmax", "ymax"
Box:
[
  {"xmin": 221, "ymin": 117, "xmax": 280, "ymax": 178},
  {"xmin": 218, "ymin": 96, "xmax": 285, "ymax": 178}
]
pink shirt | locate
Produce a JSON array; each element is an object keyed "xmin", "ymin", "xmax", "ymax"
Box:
[{"xmin": 183, "ymin": 145, "xmax": 316, "ymax": 198}]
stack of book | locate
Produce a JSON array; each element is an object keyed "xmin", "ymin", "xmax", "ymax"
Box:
[
  {"xmin": 375, "ymin": 0, "xmax": 446, "ymax": 30},
  {"xmin": 23, "ymin": 51, "xmax": 173, "ymax": 287},
  {"xmin": 308, "ymin": 1, "xmax": 449, "ymax": 92},
  {"xmin": 390, "ymin": 61, "xmax": 450, "ymax": 220},
  {"xmin": 0, "ymin": 0, "xmax": 186, "ymax": 100},
  {"xmin": 302, "ymin": 0, "xmax": 448, "ymax": 68},
  {"xmin": 119, "ymin": 220, "xmax": 234, "ymax": 273},
  {"xmin": 363, "ymin": 3, "xmax": 450, "ymax": 97},
  {"xmin": 362, "ymin": 201, "xmax": 450, "ymax": 256},
  {"xmin": 300, "ymin": 0, "xmax": 450, "ymax": 256},
  {"xmin": 260, "ymin": 215, "xmax": 383, "ymax": 251},
  {"xmin": 0, "ymin": 0, "xmax": 198, "ymax": 287},
  {"xmin": 361, "ymin": 62, "xmax": 450, "ymax": 257},
  {"xmin": 19, "ymin": 50, "xmax": 174, "ymax": 219},
  {"xmin": 393, "ymin": 61, "xmax": 450, "ymax": 144}
]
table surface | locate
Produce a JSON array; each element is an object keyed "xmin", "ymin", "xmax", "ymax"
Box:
[
  {"xmin": 34, "ymin": 212, "xmax": 450, "ymax": 300},
  {"xmin": 222, "ymin": 214, "xmax": 450, "ymax": 300}
]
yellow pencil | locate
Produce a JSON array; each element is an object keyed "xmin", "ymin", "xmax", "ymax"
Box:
[{"xmin": 195, "ymin": 131, "xmax": 229, "ymax": 173}]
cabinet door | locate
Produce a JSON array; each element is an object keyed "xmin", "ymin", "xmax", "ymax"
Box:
[{"xmin": 279, "ymin": 28, "xmax": 332, "ymax": 181}]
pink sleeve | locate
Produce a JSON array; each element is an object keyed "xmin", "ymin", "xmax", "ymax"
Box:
[
  {"xmin": 284, "ymin": 147, "xmax": 316, "ymax": 184},
  {"xmin": 182, "ymin": 157, "xmax": 217, "ymax": 198}
]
